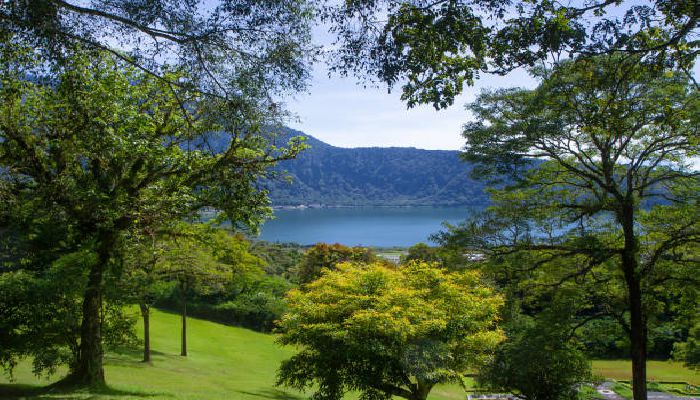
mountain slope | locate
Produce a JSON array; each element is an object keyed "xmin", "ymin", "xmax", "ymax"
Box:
[{"xmin": 267, "ymin": 128, "xmax": 489, "ymax": 207}]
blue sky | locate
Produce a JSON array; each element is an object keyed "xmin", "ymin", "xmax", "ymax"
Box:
[
  {"xmin": 286, "ymin": 0, "xmax": 697, "ymax": 152},
  {"xmin": 287, "ymin": 63, "xmax": 537, "ymax": 151}
]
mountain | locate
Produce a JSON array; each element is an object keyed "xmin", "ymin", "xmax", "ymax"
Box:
[{"xmin": 265, "ymin": 128, "xmax": 489, "ymax": 207}]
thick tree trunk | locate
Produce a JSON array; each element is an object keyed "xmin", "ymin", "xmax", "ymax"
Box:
[
  {"xmin": 70, "ymin": 262, "xmax": 106, "ymax": 386},
  {"xmin": 140, "ymin": 303, "xmax": 151, "ymax": 362},
  {"xmin": 410, "ymin": 380, "xmax": 435, "ymax": 400},
  {"xmin": 62, "ymin": 234, "xmax": 114, "ymax": 388},
  {"xmin": 181, "ymin": 285, "xmax": 187, "ymax": 357},
  {"xmin": 621, "ymin": 204, "xmax": 647, "ymax": 400}
]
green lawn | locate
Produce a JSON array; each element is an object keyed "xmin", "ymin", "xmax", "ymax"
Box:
[
  {"xmin": 592, "ymin": 360, "xmax": 699, "ymax": 385},
  {"xmin": 0, "ymin": 309, "xmax": 469, "ymax": 400},
  {"xmin": 2, "ymin": 310, "xmax": 697, "ymax": 399}
]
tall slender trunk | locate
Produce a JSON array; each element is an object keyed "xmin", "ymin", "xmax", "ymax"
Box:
[
  {"xmin": 627, "ymin": 275, "xmax": 647, "ymax": 400},
  {"xmin": 140, "ymin": 303, "xmax": 151, "ymax": 362},
  {"xmin": 180, "ymin": 282, "xmax": 187, "ymax": 357},
  {"xmin": 621, "ymin": 205, "xmax": 647, "ymax": 400}
]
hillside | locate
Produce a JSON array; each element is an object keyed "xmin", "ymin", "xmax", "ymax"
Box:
[
  {"xmin": 265, "ymin": 128, "xmax": 489, "ymax": 207},
  {"xmin": 0, "ymin": 309, "xmax": 473, "ymax": 400},
  {"xmin": 1, "ymin": 310, "xmax": 697, "ymax": 399}
]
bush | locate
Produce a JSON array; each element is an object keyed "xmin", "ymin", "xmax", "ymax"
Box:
[{"xmin": 478, "ymin": 320, "xmax": 593, "ymax": 400}]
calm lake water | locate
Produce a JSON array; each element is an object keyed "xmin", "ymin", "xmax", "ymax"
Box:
[{"xmin": 257, "ymin": 206, "xmax": 476, "ymax": 247}]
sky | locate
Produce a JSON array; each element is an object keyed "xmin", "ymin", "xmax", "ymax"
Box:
[
  {"xmin": 287, "ymin": 63, "xmax": 537, "ymax": 151},
  {"xmin": 286, "ymin": 1, "xmax": 698, "ymax": 152}
]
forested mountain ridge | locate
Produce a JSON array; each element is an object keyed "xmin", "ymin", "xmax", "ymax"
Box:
[{"xmin": 265, "ymin": 128, "xmax": 489, "ymax": 207}]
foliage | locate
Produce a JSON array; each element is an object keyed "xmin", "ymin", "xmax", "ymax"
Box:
[
  {"xmin": 277, "ymin": 261, "xmax": 504, "ymax": 400},
  {"xmin": 147, "ymin": 228, "xmax": 292, "ymax": 333},
  {"xmin": 1, "ymin": 0, "xmax": 315, "ymax": 101},
  {"xmin": 478, "ymin": 315, "xmax": 593, "ymax": 400},
  {"xmin": 264, "ymin": 130, "xmax": 490, "ymax": 207},
  {"xmin": 322, "ymin": 0, "xmax": 698, "ymax": 109},
  {"xmin": 249, "ymin": 240, "xmax": 305, "ymax": 279},
  {"xmin": 674, "ymin": 322, "xmax": 700, "ymax": 369},
  {"xmin": 0, "ymin": 249, "xmax": 136, "ymax": 379},
  {"xmin": 294, "ymin": 243, "xmax": 378, "ymax": 284},
  {"xmin": 401, "ymin": 243, "xmax": 439, "ymax": 263},
  {"xmin": 0, "ymin": 47, "xmax": 305, "ymax": 385},
  {"xmin": 437, "ymin": 54, "xmax": 699, "ymax": 399},
  {"xmin": 180, "ymin": 275, "xmax": 294, "ymax": 333}
]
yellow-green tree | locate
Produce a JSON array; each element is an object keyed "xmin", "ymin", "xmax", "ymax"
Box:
[{"xmin": 277, "ymin": 261, "xmax": 504, "ymax": 400}]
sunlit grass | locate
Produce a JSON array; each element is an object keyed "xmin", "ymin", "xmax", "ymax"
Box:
[
  {"xmin": 2, "ymin": 310, "xmax": 698, "ymax": 399},
  {"xmin": 591, "ymin": 360, "xmax": 699, "ymax": 385},
  {"xmin": 0, "ymin": 309, "xmax": 469, "ymax": 399}
]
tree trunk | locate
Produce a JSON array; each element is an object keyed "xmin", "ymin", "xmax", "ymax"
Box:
[
  {"xmin": 140, "ymin": 303, "xmax": 151, "ymax": 362},
  {"xmin": 628, "ymin": 276, "xmax": 648, "ymax": 400},
  {"xmin": 62, "ymin": 234, "xmax": 113, "ymax": 388},
  {"xmin": 410, "ymin": 380, "xmax": 434, "ymax": 400},
  {"xmin": 180, "ymin": 283, "xmax": 187, "ymax": 357},
  {"xmin": 621, "ymin": 204, "xmax": 647, "ymax": 400}
]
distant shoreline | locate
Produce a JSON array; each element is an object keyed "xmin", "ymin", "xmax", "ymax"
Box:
[{"xmin": 272, "ymin": 203, "xmax": 483, "ymax": 210}]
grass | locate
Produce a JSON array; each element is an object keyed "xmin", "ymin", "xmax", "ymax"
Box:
[
  {"xmin": 591, "ymin": 359, "xmax": 699, "ymax": 385},
  {"xmin": 2, "ymin": 310, "xmax": 697, "ymax": 399},
  {"xmin": 0, "ymin": 309, "xmax": 470, "ymax": 400}
]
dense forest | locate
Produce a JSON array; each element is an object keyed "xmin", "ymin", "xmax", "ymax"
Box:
[{"xmin": 264, "ymin": 128, "xmax": 490, "ymax": 207}]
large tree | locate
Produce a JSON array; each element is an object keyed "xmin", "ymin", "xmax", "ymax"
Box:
[
  {"xmin": 437, "ymin": 55, "xmax": 699, "ymax": 400},
  {"xmin": 277, "ymin": 261, "xmax": 504, "ymax": 400},
  {"xmin": 0, "ymin": 48, "xmax": 304, "ymax": 387},
  {"xmin": 1, "ymin": 0, "xmax": 315, "ymax": 101},
  {"xmin": 322, "ymin": 0, "xmax": 698, "ymax": 109}
]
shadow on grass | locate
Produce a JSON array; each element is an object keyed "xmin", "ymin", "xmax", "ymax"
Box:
[
  {"xmin": 234, "ymin": 388, "xmax": 305, "ymax": 400},
  {"xmin": 0, "ymin": 383, "xmax": 169, "ymax": 399},
  {"xmin": 105, "ymin": 347, "xmax": 173, "ymax": 367}
]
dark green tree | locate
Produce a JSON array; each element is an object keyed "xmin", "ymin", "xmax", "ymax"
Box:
[
  {"xmin": 0, "ymin": 49, "xmax": 304, "ymax": 386},
  {"xmin": 1, "ymin": 0, "xmax": 315, "ymax": 101},
  {"xmin": 154, "ymin": 224, "xmax": 265, "ymax": 357},
  {"xmin": 322, "ymin": 0, "xmax": 698, "ymax": 109},
  {"xmin": 401, "ymin": 243, "xmax": 441, "ymax": 264},
  {"xmin": 295, "ymin": 243, "xmax": 378, "ymax": 284},
  {"xmin": 478, "ymin": 315, "xmax": 593, "ymax": 400},
  {"xmin": 437, "ymin": 55, "xmax": 699, "ymax": 400}
]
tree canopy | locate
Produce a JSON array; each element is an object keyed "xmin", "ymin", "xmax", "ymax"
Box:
[
  {"xmin": 295, "ymin": 243, "xmax": 378, "ymax": 284},
  {"xmin": 0, "ymin": 47, "xmax": 304, "ymax": 386},
  {"xmin": 1, "ymin": 0, "xmax": 315, "ymax": 101},
  {"xmin": 322, "ymin": 0, "xmax": 699, "ymax": 108},
  {"xmin": 277, "ymin": 261, "xmax": 504, "ymax": 400},
  {"xmin": 437, "ymin": 54, "xmax": 699, "ymax": 400}
]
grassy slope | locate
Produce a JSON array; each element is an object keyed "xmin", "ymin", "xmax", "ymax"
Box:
[
  {"xmin": 1, "ymin": 309, "xmax": 696, "ymax": 399},
  {"xmin": 0, "ymin": 309, "xmax": 467, "ymax": 400}
]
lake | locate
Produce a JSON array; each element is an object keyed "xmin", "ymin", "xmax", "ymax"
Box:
[{"xmin": 257, "ymin": 206, "xmax": 476, "ymax": 247}]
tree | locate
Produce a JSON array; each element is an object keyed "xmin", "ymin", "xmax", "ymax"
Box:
[
  {"xmin": 1, "ymin": 0, "xmax": 315, "ymax": 101},
  {"xmin": 0, "ymin": 249, "xmax": 137, "ymax": 378},
  {"xmin": 0, "ymin": 49, "xmax": 304, "ymax": 386},
  {"xmin": 119, "ymin": 228, "xmax": 173, "ymax": 363},
  {"xmin": 322, "ymin": 0, "xmax": 698, "ymax": 109},
  {"xmin": 437, "ymin": 55, "xmax": 699, "ymax": 400},
  {"xmin": 155, "ymin": 224, "xmax": 264, "ymax": 357},
  {"xmin": 277, "ymin": 261, "xmax": 504, "ymax": 400},
  {"xmin": 479, "ymin": 320, "xmax": 592, "ymax": 400},
  {"xmin": 294, "ymin": 242, "xmax": 378, "ymax": 284},
  {"xmin": 401, "ymin": 243, "xmax": 443, "ymax": 265},
  {"xmin": 674, "ymin": 321, "xmax": 700, "ymax": 368}
]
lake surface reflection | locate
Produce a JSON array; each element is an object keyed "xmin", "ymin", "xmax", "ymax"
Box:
[{"xmin": 257, "ymin": 206, "xmax": 475, "ymax": 247}]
